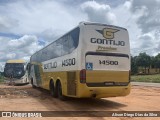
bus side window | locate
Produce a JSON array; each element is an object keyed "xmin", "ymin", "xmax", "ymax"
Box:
[
  {"xmin": 62, "ymin": 36, "xmax": 69, "ymax": 55},
  {"xmin": 68, "ymin": 35, "xmax": 74, "ymax": 53},
  {"xmin": 70, "ymin": 27, "xmax": 80, "ymax": 49}
]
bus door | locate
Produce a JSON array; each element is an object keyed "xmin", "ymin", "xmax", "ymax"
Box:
[{"xmin": 34, "ymin": 64, "xmax": 42, "ymax": 86}]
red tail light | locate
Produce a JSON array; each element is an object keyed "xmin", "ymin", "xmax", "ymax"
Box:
[{"xmin": 80, "ymin": 69, "xmax": 86, "ymax": 83}]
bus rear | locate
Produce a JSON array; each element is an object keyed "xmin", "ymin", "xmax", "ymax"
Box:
[{"xmin": 78, "ymin": 22, "xmax": 131, "ymax": 98}]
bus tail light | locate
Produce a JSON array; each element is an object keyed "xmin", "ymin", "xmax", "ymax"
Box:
[{"xmin": 80, "ymin": 69, "xmax": 86, "ymax": 83}]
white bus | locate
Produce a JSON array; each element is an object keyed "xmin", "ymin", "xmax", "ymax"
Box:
[
  {"xmin": 4, "ymin": 59, "xmax": 29, "ymax": 85},
  {"xmin": 29, "ymin": 22, "xmax": 131, "ymax": 100}
]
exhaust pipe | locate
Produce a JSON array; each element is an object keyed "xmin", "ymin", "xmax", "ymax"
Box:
[{"xmin": 91, "ymin": 94, "xmax": 97, "ymax": 98}]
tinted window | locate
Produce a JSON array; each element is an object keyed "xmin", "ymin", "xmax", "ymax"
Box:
[
  {"xmin": 31, "ymin": 27, "xmax": 80, "ymax": 62},
  {"xmin": 5, "ymin": 63, "xmax": 24, "ymax": 68},
  {"xmin": 4, "ymin": 63, "xmax": 25, "ymax": 79},
  {"xmin": 70, "ymin": 27, "xmax": 79, "ymax": 48},
  {"xmin": 62, "ymin": 27, "xmax": 80, "ymax": 55}
]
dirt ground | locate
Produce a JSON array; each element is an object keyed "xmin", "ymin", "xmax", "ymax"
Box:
[{"xmin": 0, "ymin": 83, "xmax": 160, "ymax": 120}]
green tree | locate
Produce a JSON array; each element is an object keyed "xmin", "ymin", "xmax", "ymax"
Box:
[
  {"xmin": 150, "ymin": 56, "xmax": 156, "ymax": 68},
  {"xmin": 136, "ymin": 52, "xmax": 151, "ymax": 74},
  {"xmin": 154, "ymin": 53, "xmax": 160, "ymax": 73},
  {"xmin": 131, "ymin": 56, "xmax": 138, "ymax": 74}
]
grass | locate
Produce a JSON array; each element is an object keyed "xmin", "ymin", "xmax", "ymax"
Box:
[
  {"xmin": 0, "ymin": 75, "xmax": 4, "ymax": 83},
  {"xmin": 1, "ymin": 74, "xmax": 160, "ymax": 83},
  {"xmin": 131, "ymin": 74, "xmax": 160, "ymax": 83}
]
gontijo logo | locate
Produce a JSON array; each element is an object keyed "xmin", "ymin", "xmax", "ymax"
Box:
[
  {"xmin": 96, "ymin": 28, "xmax": 119, "ymax": 39},
  {"xmin": 90, "ymin": 27, "xmax": 125, "ymax": 46}
]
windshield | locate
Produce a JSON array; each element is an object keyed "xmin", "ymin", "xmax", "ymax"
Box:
[
  {"xmin": 4, "ymin": 63, "xmax": 25, "ymax": 79},
  {"xmin": 5, "ymin": 63, "xmax": 24, "ymax": 68}
]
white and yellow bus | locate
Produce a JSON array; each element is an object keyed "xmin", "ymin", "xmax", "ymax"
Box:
[
  {"xmin": 29, "ymin": 22, "xmax": 131, "ymax": 100},
  {"xmin": 4, "ymin": 59, "xmax": 29, "ymax": 85}
]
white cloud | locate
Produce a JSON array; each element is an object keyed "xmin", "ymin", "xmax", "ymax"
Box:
[
  {"xmin": 81, "ymin": 1, "xmax": 117, "ymax": 24},
  {"xmin": 126, "ymin": 0, "xmax": 160, "ymax": 55},
  {"xmin": 139, "ymin": 33, "xmax": 154, "ymax": 47},
  {"xmin": 0, "ymin": 0, "xmax": 86, "ymax": 36},
  {"xmin": 130, "ymin": 0, "xmax": 160, "ymax": 34},
  {"xmin": 112, "ymin": 0, "xmax": 141, "ymax": 55},
  {"xmin": 8, "ymin": 35, "xmax": 37, "ymax": 49},
  {"xmin": 111, "ymin": 0, "xmax": 160, "ymax": 56},
  {"xmin": 123, "ymin": 1, "xmax": 132, "ymax": 9},
  {"xmin": 6, "ymin": 53, "xmax": 16, "ymax": 59},
  {"xmin": 0, "ymin": 16, "xmax": 18, "ymax": 33},
  {"xmin": 0, "ymin": 35, "xmax": 42, "ymax": 63},
  {"xmin": 0, "ymin": 0, "xmax": 160, "ymax": 71}
]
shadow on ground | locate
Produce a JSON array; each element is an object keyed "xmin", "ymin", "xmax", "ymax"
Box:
[{"xmin": 30, "ymin": 86, "xmax": 127, "ymax": 111}]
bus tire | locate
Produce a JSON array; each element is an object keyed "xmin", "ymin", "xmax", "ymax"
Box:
[
  {"xmin": 49, "ymin": 80, "xmax": 57, "ymax": 98},
  {"xmin": 57, "ymin": 81, "xmax": 67, "ymax": 101}
]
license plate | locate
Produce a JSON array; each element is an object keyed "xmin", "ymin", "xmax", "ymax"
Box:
[{"xmin": 104, "ymin": 82, "xmax": 114, "ymax": 86}]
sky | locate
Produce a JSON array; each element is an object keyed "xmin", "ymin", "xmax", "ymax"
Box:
[{"xmin": 0, "ymin": 0, "xmax": 160, "ymax": 71}]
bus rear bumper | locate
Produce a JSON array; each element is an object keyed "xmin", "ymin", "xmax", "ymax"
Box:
[
  {"xmin": 77, "ymin": 83, "xmax": 131, "ymax": 98},
  {"xmin": 4, "ymin": 78, "xmax": 29, "ymax": 85}
]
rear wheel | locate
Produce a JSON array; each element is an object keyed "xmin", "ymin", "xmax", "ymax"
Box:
[
  {"xmin": 57, "ymin": 81, "xmax": 67, "ymax": 101},
  {"xmin": 50, "ymin": 81, "xmax": 57, "ymax": 98}
]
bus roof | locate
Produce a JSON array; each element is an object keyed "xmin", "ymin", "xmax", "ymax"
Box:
[
  {"xmin": 6, "ymin": 59, "xmax": 26, "ymax": 63},
  {"xmin": 79, "ymin": 21, "xmax": 127, "ymax": 31},
  {"xmin": 30, "ymin": 21, "xmax": 127, "ymax": 59}
]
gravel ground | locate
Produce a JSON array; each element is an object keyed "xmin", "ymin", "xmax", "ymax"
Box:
[{"xmin": 0, "ymin": 84, "xmax": 160, "ymax": 120}]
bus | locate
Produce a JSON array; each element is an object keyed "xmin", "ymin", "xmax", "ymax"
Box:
[
  {"xmin": 29, "ymin": 22, "xmax": 131, "ymax": 100},
  {"xmin": 4, "ymin": 59, "xmax": 29, "ymax": 85}
]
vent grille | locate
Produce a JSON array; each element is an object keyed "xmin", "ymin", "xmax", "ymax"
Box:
[{"xmin": 67, "ymin": 71, "xmax": 76, "ymax": 96}]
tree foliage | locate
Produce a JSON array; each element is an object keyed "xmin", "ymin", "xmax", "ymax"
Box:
[
  {"xmin": 131, "ymin": 56, "xmax": 138, "ymax": 74},
  {"xmin": 131, "ymin": 52, "xmax": 160, "ymax": 74}
]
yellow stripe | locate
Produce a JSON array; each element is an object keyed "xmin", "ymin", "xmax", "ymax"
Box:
[
  {"xmin": 7, "ymin": 59, "xmax": 25, "ymax": 63},
  {"xmin": 37, "ymin": 68, "xmax": 131, "ymax": 98}
]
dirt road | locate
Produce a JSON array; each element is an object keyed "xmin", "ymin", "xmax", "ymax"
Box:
[{"xmin": 0, "ymin": 83, "xmax": 160, "ymax": 120}]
